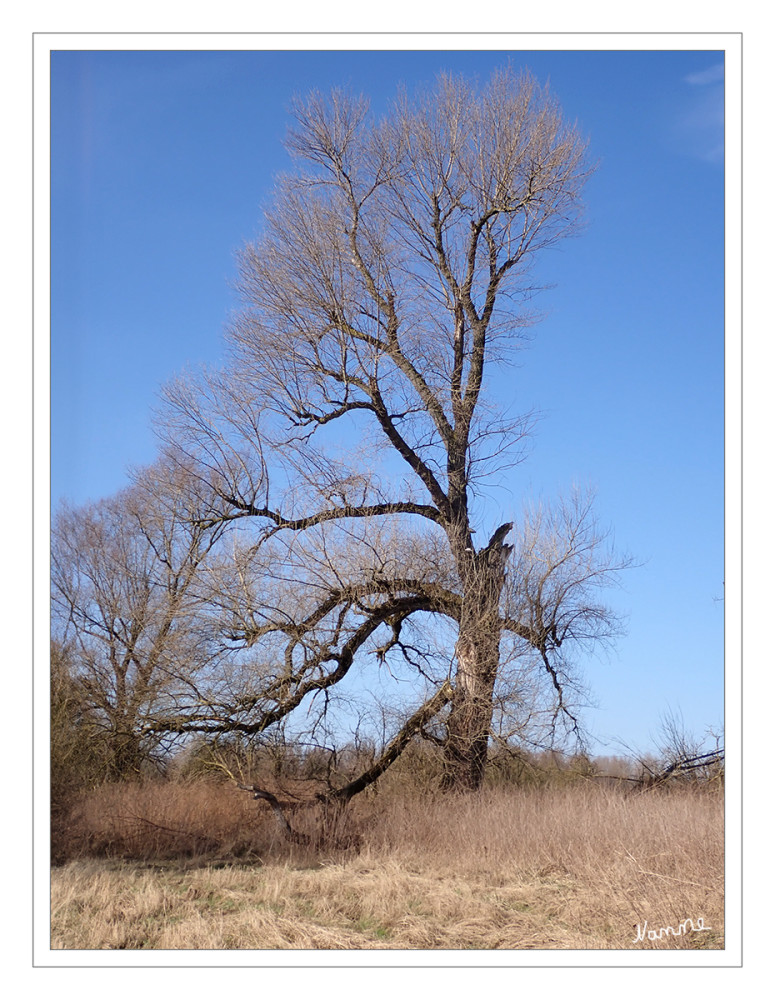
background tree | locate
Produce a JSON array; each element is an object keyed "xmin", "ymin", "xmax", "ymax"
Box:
[
  {"xmin": 50, "ymin": 638, "xmax": 107, "ymax": 801},
  {"xmin": 51, "ymin": 458, "xmax": 230, "ymax": 778},
  {"xmin": 150, "ymin": 67, "xmax": 628, "ymax": 791}
]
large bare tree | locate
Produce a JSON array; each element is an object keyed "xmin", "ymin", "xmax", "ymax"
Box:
[{"xmin": 157, "ymin": 67, "xmax": 628, "ymax": 791}]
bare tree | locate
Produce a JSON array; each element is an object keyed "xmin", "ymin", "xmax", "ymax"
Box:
[
  {"xmin": 51, "ymin": 457, "xmax": 230, "ymax": 777},
  {"xmin": 157, "ymin": 67, "xmax": 628, "ymax": 791}
]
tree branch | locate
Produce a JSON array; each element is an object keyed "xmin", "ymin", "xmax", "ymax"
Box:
[{"xmin": 321, "ymin": 681, "xmax": 454, "ymax": 803}]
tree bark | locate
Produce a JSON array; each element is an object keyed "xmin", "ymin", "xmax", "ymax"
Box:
[
  {"xmin": 441, "ymin": 524, "xmax": 512, "ymax": 791},
  {"xmin": 441, "ymin": 631, "xmax": 500, "ymax": 790}
]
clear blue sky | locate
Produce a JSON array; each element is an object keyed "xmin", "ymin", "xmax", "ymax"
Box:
[{"xmin": 50, "ymin": 48, "xmax": 726, "ymax": 757}]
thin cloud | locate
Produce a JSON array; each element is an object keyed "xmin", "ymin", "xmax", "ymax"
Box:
[
  {"xmin": 669, "ymin": 63, "xmax": 725, "ymax": 164},
  {"xmin": 685, "ymin": 63, "xmax": 725, "ymax": 86}
]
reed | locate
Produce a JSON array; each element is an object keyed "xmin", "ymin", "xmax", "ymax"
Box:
[{"xmin": 50, "ymin": 780, "xmax": 724, "ymax": 950}]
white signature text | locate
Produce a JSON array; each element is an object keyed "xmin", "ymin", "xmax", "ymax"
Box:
[{"xmin": 632, "ymin": 917, "xmax": 712, "ymax": 944}]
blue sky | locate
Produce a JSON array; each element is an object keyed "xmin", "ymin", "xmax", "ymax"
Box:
[{"xmin": 49, "ymin": 47, "xmax": 727, "ymax": 757}]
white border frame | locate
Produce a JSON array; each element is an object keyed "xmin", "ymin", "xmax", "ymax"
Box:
[{"xmin": 33, "ymin": 31, "xmax": 742, "ymax": 970}]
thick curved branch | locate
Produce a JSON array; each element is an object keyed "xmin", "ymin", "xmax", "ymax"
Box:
[
  {"xmin": 321, "ymin": 681, "xmax": 454, "ymax": 804},
  {"xmin": 367, "ymin": 394, "xmax": 452, "ymax": 520},
  {"xmin": 145, "ymin": 592, "xmax": 451, "ymax": 738}
]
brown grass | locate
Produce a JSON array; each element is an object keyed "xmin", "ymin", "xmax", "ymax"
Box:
[{"xmin": 50, "ymin": 781, "xmax": 724, "ymax": 951}]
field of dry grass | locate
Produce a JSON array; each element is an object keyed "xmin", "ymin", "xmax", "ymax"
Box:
[{"xmin": 50, "ymin": 780, "xmax": 724, "ymax": 951}]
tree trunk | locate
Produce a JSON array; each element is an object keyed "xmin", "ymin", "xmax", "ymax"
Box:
[
  {"xmin": 441, "ymin": 524, "xmax": 512, "ymax": 791},
  {"xmin": 108, "ymin": 726, "xmax": 145, "ymax": 779},
  {"xmin": 441, "ymin": 629, "xmax": 500, "ymax": 790}
]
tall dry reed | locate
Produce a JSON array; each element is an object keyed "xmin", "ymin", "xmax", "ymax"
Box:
[{"xmin": 51, "ymin": 779, "xmax": 724, "ymax": 950}]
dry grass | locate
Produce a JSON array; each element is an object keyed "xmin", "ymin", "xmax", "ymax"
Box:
[{"xmin": 50, "ymin": 781, "xmax": 724, "ymax": 951}]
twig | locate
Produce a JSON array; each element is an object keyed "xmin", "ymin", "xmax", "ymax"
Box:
[
  {"xmin": 623, "ymin": 850, "xmax": 715, "ymax": 892},
  {"xmin": 121, "ymin": 812, "xmax": 220, "ymax": 847}
]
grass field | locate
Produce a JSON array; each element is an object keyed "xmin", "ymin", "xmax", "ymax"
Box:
[{"xmin": 50, "ymin": 781, "xmax": 724, "ymax": 951}]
